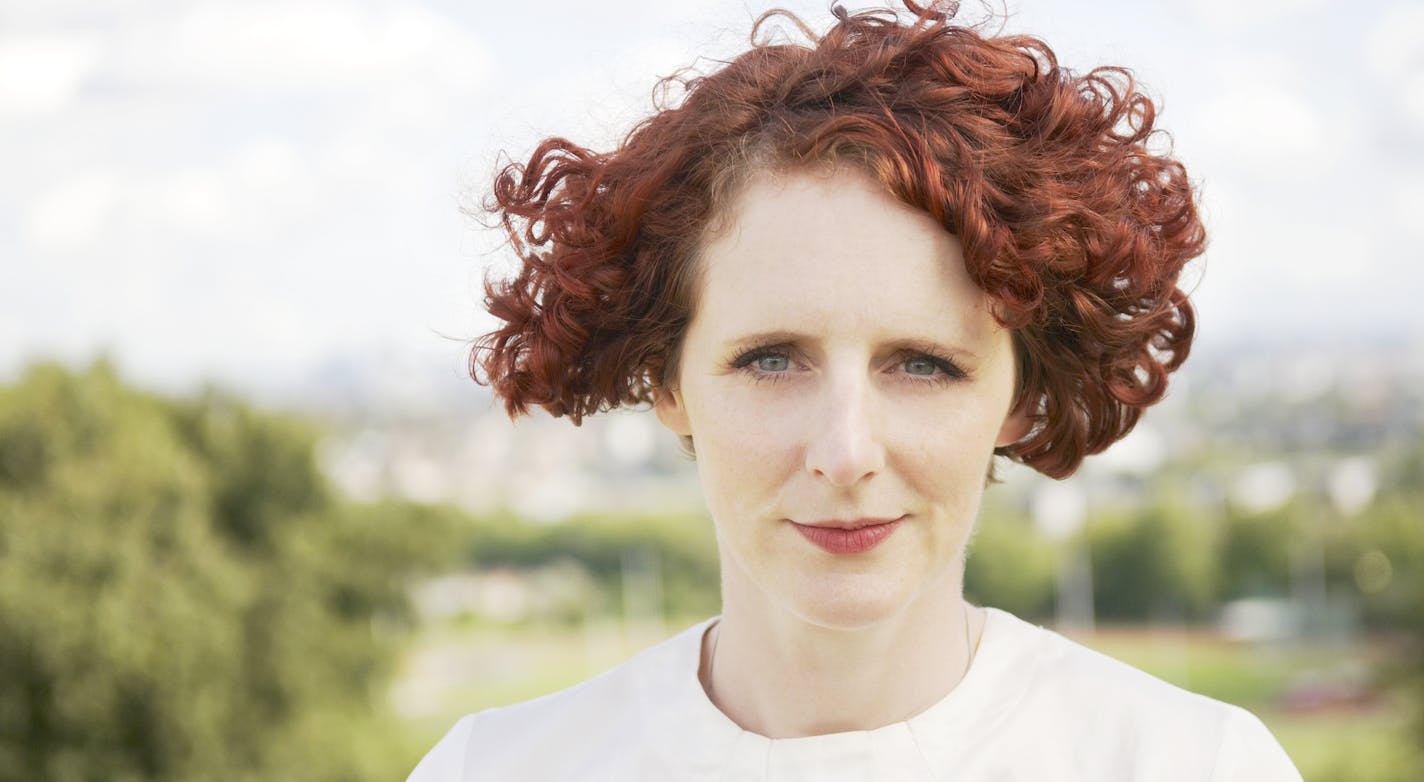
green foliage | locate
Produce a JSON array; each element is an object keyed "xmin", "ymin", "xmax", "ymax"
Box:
[
  {"xmin": 964, "ymin": 515, "xmax": 1057, "ymax": 621},
  {"xmin": 460, "ymin": 510, "xmax": 721, "ymax": 621},
  {"xmin": 1327, "ymin": 493, "xmax": 1424, "ymax": 630},
  {"xmin": 0, "ymin": 361, "xmax": 456, "ymax": 782},
  {"xmin": 1215, "ymin": 505, "xmax": 1298, "ymax": 600},
  {"xmin": 1340, "ymin": 489, "xmax": 1424, "ymax": 756},
  {"xmin": 1083, "ymin": 503, "xmax": 1218, "ymax": 621}
]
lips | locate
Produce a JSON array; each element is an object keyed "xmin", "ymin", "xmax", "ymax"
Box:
[{"xmin": 789, "ymin": 516, "xmax": 905, "ymax": 554}]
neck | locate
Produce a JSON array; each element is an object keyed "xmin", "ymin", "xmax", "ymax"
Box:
[{"xmin": 701, "ymin": 560, "xmax": 978, "ymax": 738}]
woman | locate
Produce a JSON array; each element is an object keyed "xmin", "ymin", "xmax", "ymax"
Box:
[{"xmin": 411, "ymin": 2, "xmax": 1303, "ymax": 779}]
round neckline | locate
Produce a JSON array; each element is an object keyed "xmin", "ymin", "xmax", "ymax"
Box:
[{"xmin": 681, "ymin": 607, "xmax": 1034, "ymax": 747}]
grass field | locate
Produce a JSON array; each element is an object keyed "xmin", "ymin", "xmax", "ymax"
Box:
[{"xmin": 391, "ymin": 615, "xmax": 1421, "ymax": 781}]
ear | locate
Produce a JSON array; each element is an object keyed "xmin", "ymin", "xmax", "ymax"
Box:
[
  {"xmin": 994, "ymin": 394, "xmax": 1036, "ymax": 448},
  {"xmin": 653, "ymin": 386, "xmax": 692, "ymax": 437}
]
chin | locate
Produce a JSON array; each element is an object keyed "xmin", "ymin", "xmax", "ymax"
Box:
[{"xmin": 782, "ymin": 574, "xmax": 916, "ymax": 631}]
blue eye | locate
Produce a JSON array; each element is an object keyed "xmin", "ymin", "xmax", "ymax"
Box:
[
  {"xmin": 904, "ymin": 357, "xmax": 938, "ymax": 376},
  {"xmin": 893, "ymin": 352, "xmax": 967, "ymax": 385},
  {"xmin": 754, "ymin": 354, "xmax": 790, "ymax": 373},
  {"xmin": 730, "ymin": 347, "xmax": 796, "ymax": 383}
]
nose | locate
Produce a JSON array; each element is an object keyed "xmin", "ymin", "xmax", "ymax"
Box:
[{"xmin": 803, "ymin": 371, "xmax": 886, "ymax": 488}]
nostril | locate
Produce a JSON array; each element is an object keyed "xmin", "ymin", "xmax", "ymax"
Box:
[{"xmin": 805, "ymin": 437, "xmax": 885, "ymax": 487}]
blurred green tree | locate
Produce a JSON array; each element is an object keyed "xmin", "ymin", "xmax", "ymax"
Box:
[
  {"xmin": 964, "ymin": 514, "xmax": 1057, "ymax": 621},
  {"xmin": 1341, "ymin": 485, "xmax": 1424, "ymax": 771},
  {"xmin": 1215, "ymin": 505, "xmax": 1297, "ymax": 601},
  {"xmin": 0, "ymin": 361, "xmax": 454, "ymax": 782},
  {"xmin": 1085, "ymin": 503, "xmax": 1218, "ymax": 621},
  {"xmin": 460, "ymin": 510, "xmax": 721, "ymax": 622}
]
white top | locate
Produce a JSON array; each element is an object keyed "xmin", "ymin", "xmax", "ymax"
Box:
[{"xmin": 407, "ymin": 608, "xmax": 1302, "ymax": 781}]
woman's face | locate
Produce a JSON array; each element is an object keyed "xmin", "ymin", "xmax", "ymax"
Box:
[{"xmin": 655, "ymin": 166, "xmax": 1031, "ymax": 630}]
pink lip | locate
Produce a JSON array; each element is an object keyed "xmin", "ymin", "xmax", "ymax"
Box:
[{"xmin": 790, "ymin": 517, "xmax": 904, "ymax": 555}]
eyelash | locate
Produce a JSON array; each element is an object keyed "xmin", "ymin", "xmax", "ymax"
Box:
[{"xmin": 729, "ymin": 345, "xmax": 967, "ymax": 387}]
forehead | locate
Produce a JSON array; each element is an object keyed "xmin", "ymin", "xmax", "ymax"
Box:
[{"xmin": 690, "ymin": 167, "xmax": 1000, "ymax": 344}]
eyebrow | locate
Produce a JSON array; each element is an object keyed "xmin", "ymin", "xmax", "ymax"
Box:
[{"xmin": 726, "ymin": 330, "xmax": 981, "ymax": 362}]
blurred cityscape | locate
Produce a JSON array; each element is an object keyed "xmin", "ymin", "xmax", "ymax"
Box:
[{"xmin": 306, "ymin": 334, "xmax": 1424, "ymax": 526}]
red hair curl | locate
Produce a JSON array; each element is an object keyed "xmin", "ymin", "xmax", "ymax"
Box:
[{"xmin": 473, "ymin": 2, "xmax": 1205, "ymax": 479}]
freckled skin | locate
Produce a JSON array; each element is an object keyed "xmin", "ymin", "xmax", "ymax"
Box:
[{"xmin": 656, "ymin": 166, "xmax": 1032, "ymax": 632}]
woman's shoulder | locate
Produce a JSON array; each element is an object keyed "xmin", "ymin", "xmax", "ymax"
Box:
[
  {"xmin": 970, "ymin": 608, "xmax": 1301, "ymax": 781},
  {"xmin": 987, "ymin": 609, "xmax": 1242, "ymax": 719},
  {"xmin": 405, "ymin": 618, "xmax": 729, "ymax": 782}
]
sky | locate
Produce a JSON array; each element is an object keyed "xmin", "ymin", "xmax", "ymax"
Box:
[{"xmin": 2, "ymin": 0, "xmax": 1422, "ymax": 399}]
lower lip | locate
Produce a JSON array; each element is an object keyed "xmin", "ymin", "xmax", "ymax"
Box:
[{"xmin": 791, "ymin": 518, "xmax": 903, "ymax": 555}]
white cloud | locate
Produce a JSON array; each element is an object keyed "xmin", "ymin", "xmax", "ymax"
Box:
[
  {"xmin": 1365, "ymin": 4, "xmax": 1424, "ymax": 127},
  {"xmin": 153, "ymin": 167, "xmax": 233, "ymax": 236},
  {"xmin": 25, "ymin": 138, "xmax": 318, "ymax": 252},
  {"xmin": 0, "ymin": 34, "xmax": 100, "ymax": 117},
  {"xmin": 1396, "ymin": 176, "xmax": 1424, "ymax": 237},
  {"xmin": 1184, "ymin": 48, "xmax": 1362, "ymax": 179},
  {"xmin": 233, "ymin": 138, "xmax": 313, "ymax": 206},
  {"xmin": 1195, "ymin": 81, "xmax": 1333, "ymax": 173},
  {"xmin": 0, "ymin": 0, "xmax": 158, "ymax": 23},
  {"xmin": 1195, "ymin": 180, "xmax": 1377, "ymax": 301},
  {"xmin": 25, "ymin": 170, "xmax": 122, "ymax": 251},
  {"xmin": 1406, "ymin": 74, "xmax": 1424, "ymax": 126},
  {"xmin": 1365, "ymin": 3, "xmax": 1424, "ymax": 76},
  {"xmin": 1191, "ymin": 0, "xmax": 1328, "ymax": 30},
  {"xmin": 113, "ymin": 1, "xmax": 490, "ymax": 94}
]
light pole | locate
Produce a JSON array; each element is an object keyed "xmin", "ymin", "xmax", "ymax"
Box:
[{"xmin": 1033, "ymin": 481, "xmax": 1093, "ymax": 634}]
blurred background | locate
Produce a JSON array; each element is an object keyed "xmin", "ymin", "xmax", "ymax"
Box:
[{"xmin": 2, "ymin": 0, "xmax": 1422, "ymax": 780}]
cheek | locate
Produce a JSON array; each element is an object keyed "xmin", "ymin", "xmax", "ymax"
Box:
[
  {"xmin": 686, "ymin": 389, "xmax": 800, "ymax": 513},
  {"xmin": 887, "ymin": 397, "xmax": 1003, "ymax": 502}
]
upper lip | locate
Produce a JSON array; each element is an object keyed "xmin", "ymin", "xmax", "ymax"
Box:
[{"xmin": 792, "ymin": 516, "xmax": 904, "ymax": 530}]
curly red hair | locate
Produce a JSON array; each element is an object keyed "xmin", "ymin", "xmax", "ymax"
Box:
[{"xmin": 473, "ymin": 1, "xmax": 1205, "ymax": 479}]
